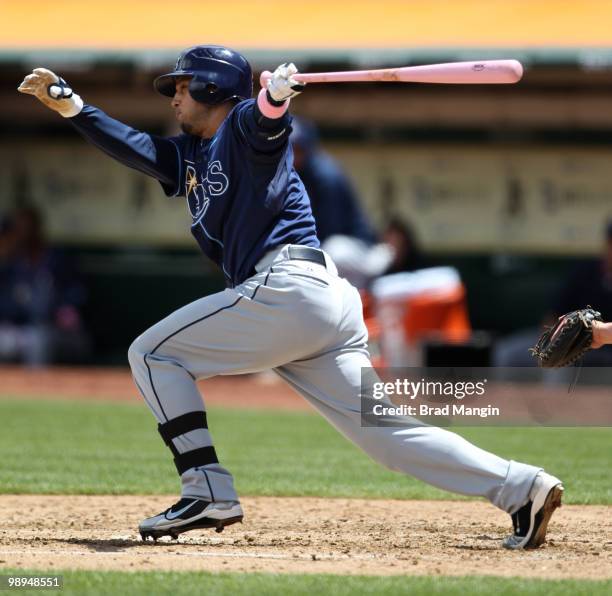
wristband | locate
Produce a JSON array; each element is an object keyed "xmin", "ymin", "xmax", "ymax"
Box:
[{"xmin": 257, "ymin": 88, "xmax": 289, "ymax": 119}]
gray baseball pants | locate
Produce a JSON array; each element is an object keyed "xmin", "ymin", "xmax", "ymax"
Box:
[{"xmin": 128, "ymin": 245, "xmax": 540, "ymax": 514}]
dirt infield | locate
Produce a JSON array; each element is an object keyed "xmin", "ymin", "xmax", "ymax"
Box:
[
  {"xmin": 0, "ymin": 495, "xmax": 610, "ymax": 578},
  {"xmin": 0, "ymin": 366, "xmax": 309, "ymax": 410}
]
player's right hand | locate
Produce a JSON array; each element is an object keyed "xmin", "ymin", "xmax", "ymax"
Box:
[
  {"xmin": 266, "ymin": 63, "xmax": 306, "ymax": 103},
  {"xmin": 18, "ymin": 68, "xmax": 83, "ymax": 118}
]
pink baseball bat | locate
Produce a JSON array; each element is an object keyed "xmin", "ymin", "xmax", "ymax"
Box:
[{"xmin": 260, "ymin": 59, "xmax": 523, "ymax": 86}]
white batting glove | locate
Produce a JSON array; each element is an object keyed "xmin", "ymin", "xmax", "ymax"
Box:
[
  {"xmin": 266, "ymin": 63, "xmax": 306, "ymax": 103},
  {"xmin": 18, "ymin": 68, "xmax": 84, "ymax": 118}
]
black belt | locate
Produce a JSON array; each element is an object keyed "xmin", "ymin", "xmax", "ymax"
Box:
[
  {"xmin": 238, "ymin": 246, "xmax": 327, "ymax": 287},
  {"xmin": 287, "ymin": 246, "xmax": 326, "ymax": 267}
]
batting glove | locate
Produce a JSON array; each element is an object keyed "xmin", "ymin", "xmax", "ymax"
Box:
[
  {"xmin": 266, "ymin": 63, "xmax": 306, "ymax": 104},
  {"xmin": 18, "ymin": 68, "xmax": 84, "ymax": 118}
]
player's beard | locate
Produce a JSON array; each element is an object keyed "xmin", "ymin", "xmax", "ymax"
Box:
[{"xmin": 180, "ymin": 122, "xmax": 195, "ymax": 135}]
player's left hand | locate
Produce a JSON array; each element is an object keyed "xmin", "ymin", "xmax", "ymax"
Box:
[
  {"xmin": 266, "ymin": 63, "xmax": 306, "ymax": 103},
  {"xmin": 18, "ymin": 67, "xmax": 84, "ymax": 118}
]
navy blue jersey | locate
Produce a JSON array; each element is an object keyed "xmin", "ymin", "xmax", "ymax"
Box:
[{"xmin": 69, "ymin": 100, "xmax": 319, "ymax": 286}]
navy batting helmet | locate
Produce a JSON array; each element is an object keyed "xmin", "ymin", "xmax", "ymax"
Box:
[{"xmin": 154, "ymin": 45, "xmax": 253, "ymax": 105}]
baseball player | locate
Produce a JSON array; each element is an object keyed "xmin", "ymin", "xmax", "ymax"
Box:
[{"xmin": 19, "ymin": 46, "xmax": 563, "ymax": 548}]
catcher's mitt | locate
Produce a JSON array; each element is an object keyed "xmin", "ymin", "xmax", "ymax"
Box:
[{"xmin": 529, "ymin": 307, "xmax": 603, "ymax": 368}]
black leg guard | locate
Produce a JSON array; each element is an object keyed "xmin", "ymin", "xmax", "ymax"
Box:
[{"xmin": 157, "ymin": 411, "xmax": 219, "ymax": 474}]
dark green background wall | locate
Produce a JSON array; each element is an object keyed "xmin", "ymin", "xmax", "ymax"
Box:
[{"xmin": 69, "ymin": 246, "xmax": 577, "ymax": 364}]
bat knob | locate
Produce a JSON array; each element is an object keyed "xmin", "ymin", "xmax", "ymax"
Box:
[{"xmin": 259, "ymin": 70, "xmax": 272, "ymax": 88}]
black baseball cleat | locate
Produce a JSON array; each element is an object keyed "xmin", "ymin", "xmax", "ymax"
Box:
[
  {"xmin": 503, "ymin": 472, "xmax": 563, "ymax": 549},
  {"xmin": 139, "ymin": 497, "xmax": 243, "ymax": 541}
]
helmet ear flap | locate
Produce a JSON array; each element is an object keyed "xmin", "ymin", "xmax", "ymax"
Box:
[
  {"xmin": 189, "ymin": 77, "xmax": 221, "ymax": 104},
  {"xmin": 204, "ymin": 83, "xmax": 219, "ymax": 95}
]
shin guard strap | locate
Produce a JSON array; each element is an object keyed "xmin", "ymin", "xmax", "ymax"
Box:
[
  {"xmin": 157, "ymin": 411, "xmax": 208, "ymax": 458},
  {"xmin": 174, "ymin": 446, "xmax": 219, "ymax": 474},
  {"xmin": 158, "ymin": 411, "xmax": 208, "ymax": 444}
]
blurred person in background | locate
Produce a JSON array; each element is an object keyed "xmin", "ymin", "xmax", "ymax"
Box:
[
  {"xmin": 380, "ymin": 217, "xmax": 427, "ymax": 275},
  {"xmin": 0, "ymin": 215, "xmax": 13, "ymax": 261},
  {"xmin": 494, "ymin": 220, "xmax": 612, "ymax": 367},
  {"xmin": 324, "ymin": 216, "xmax": 429, "ymax": 289},
  {"xmin": 290, "ymin": 117, "xmax": 376, "ymax": 244},
  {"xmin": 0, "ymin": 214, "xmax": 15, "ymax": 333},
  {"xmin": 553, "ymin": 220, "xmax": 612, "ymax": 321},
  {"xmin": 291, "ymin": 120, "xmax": 428, "ymax": 288},
  {"xmin": 549, "ymin": 219, "xmax": 612, "ymax": 364},
  {"xmin": 291, "ymin": 117, "xmax": 385, "ymax": 288},
  {"xmin": 0, "ymin": 205, "xmax": 90, "ymax": 366}
]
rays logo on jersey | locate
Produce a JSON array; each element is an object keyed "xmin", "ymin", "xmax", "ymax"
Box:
[{"xmin": 185, "ymin": 160, "xmax": 229, "ymax": 219}]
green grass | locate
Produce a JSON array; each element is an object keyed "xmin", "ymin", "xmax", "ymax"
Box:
[
  {"xmin": 0, "ymin": 398, "xmax": 610, "ymax": 503},
  {"xmin": 2, "ymin": 570, "xmax": 611, "ymax": 596}
]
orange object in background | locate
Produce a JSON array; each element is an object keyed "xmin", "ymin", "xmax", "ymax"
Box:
[
  {"xmin": 367, "ymin": 268, "xmax": 473, "ymax": 367},
  {"xmin": 403, "ymin": 284, "xmax": 471, "ymax": 346},
  {"xmin": 360, "ymin": 290, "xmax": 379, "ymax": 336},
  {"xmin": 360, "ymin": 289, "xmax": 383, "ymax": 367}
]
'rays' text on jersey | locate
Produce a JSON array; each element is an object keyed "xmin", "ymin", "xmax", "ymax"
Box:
[{"xmin": 185, "ymin": 160, "xmax": 229, "ymax": 220}]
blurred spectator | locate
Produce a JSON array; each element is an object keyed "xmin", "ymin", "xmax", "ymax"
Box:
[
  {"xmin": 322, "ymin": 217, "xmax": 427, "ymax": 289},
  {"xmin": 381, "ymin": 217, "xmax": 427, "ymax": 275},
  {"xmin": 552, "ymin": 220, "xmax": 612, "ymax": 322},
  {"xmin": 0, "ymin": 215, "xmax": 13, "ymax": 260},
  {"xmin": 0, "ymin": 205, "xmax": 90, "ymax": 366},
  {"xmin": 291, "ymin": 117, "xmax": 376, "ymax": 244},
  {"xmin": 494, "ymin": 220, "xmax": 612, "ymax": 367}
]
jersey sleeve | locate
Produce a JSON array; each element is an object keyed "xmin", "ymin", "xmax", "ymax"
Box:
[
  {"xmin": 68, "ymin": 105, "xmax": 184, "ymax": 197},
  {"xmin": 230, "ymin": 99, "xmax": 292, "ymax": 162}
]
